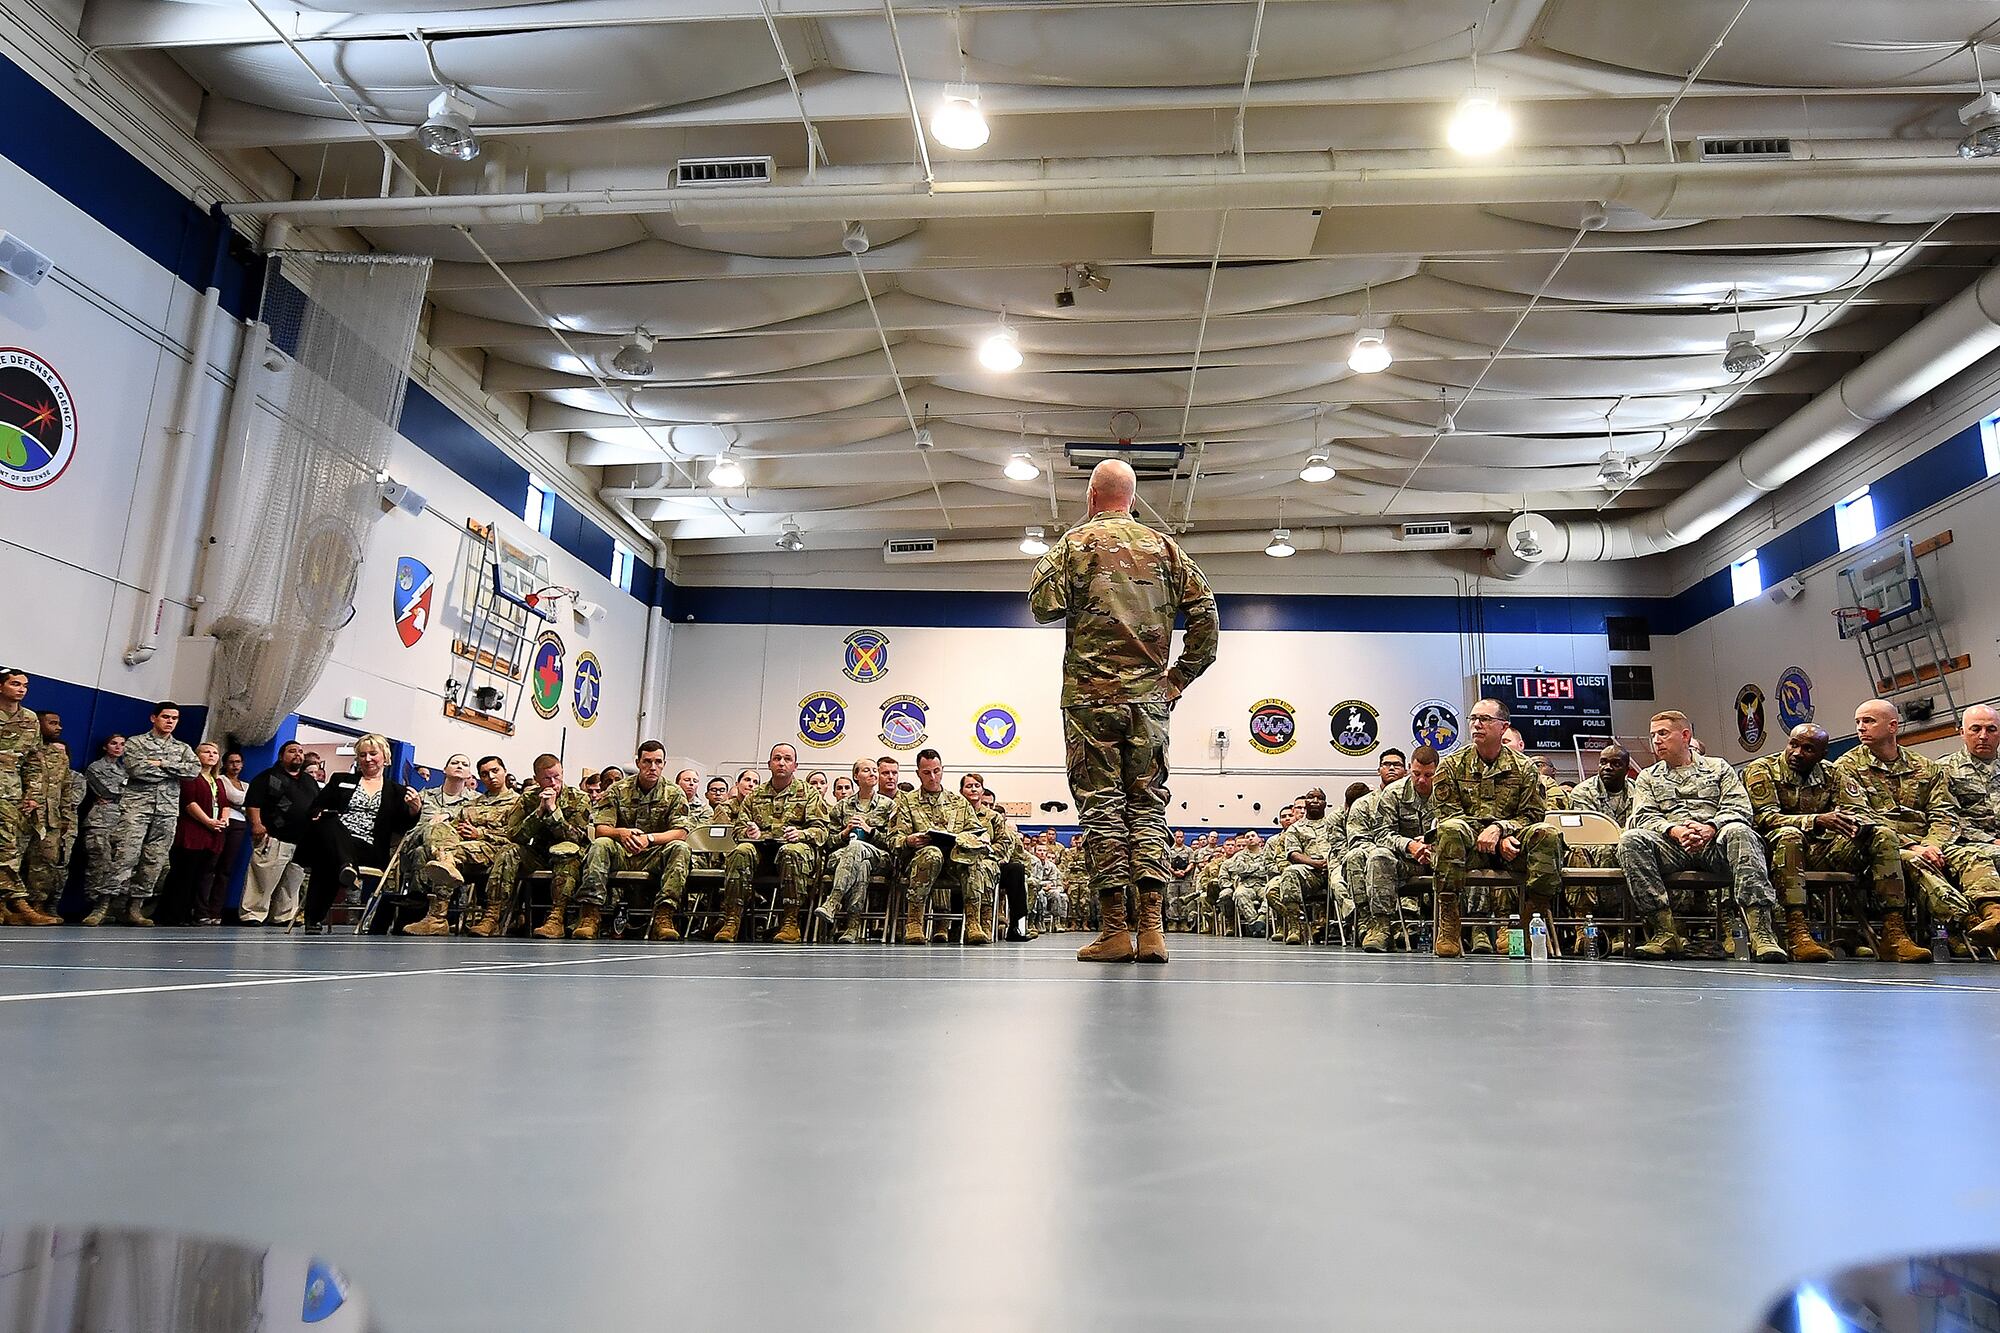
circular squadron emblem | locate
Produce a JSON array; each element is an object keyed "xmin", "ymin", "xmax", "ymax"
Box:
[
  {"xmin": 973, "ymin": 704, "xmax": 1020, "ymax": 755},
  {"xmin": 842, "ymin": 629, "xmax": 890, "ymax": 683},
  {"xmin": 798, "ymin": 691, "xmax": 848, "ymax": 748},
  {"xmin": 1247, "ymin": 699, "xmax": 1298, "ymax": 755},
  {"xmin": 529, "ymin": 631, "xmax": 566, "ymax": 719},
  {"xmin": 1775, "ymin": 666, "xmax": 1814, "ymax": 729},
  {"xmin": 1411, "ymin": 699, "xmax": 1460, "ymax": 753},
  {"xmin": 878, "ymin": 694, "xmax": 929, "ymax": 749},
  {"xmin": 1328, "ymin": 700, "xmax": 1381, "ymax": 756},
  {"xmin": 571, "ymin": 652, "xmax": 602, "ymax": 727},
  {"xmin": 0, "ymin": 348, "xmax": 76, "ymax": 491}
]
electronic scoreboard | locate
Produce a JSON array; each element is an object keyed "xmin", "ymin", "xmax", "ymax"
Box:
[{"xmin": 1476, "ymin": 672, "xmax": 1614, "ymax": 752}]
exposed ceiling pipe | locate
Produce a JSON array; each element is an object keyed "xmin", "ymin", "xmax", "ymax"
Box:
[
  {"xmin": 886, "ymin": 521, "xmax": 1509, "ymax": 564},
  {"xmin": 1490, "ymin": 258, "xmax": 2000, "ymax": 576},
  {"xmin": 219, "ymin": 143, "xmax": 1995, "ymax": 224}
]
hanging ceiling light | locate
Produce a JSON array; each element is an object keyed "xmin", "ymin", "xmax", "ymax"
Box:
[
  {"xmin": 931, "ymin": 83, "xmax": 990, "ymax": 151},
  {"xmin": 610, "ymin": 327, "xmax": 654, "ymax": 378},
  {"xmin": 775, "ymin": 520, "xmax": 805, "ymax": 553},
  {"xmin": 1299, "ymin": 453, "xmax": 1336, "ymax": 483},
  {"xmin": 708, "ymin": 455, "xmax": 745, "ymax": 488},
  {"xmin": 1348, "ymin": 326, "xmax": 1392, "ymax": 374},
  {"xmin": 1020, "ymin": 525, "xmax": 1049, "ymax": 556},
  {"xmin": 1722, "ymin": 289, "xmax": 1768, "ymax": 375},
  {"xmin": 977, "ymin": 316, "xmax": 1023, "ymax": 372},
  {"xmin": 1444, "ymin": 31, "xmax": 1511, "ymax": 156},
  {"xmin": 1959, "ymin": 90, "xmax": 2000, "ymax": 158},
  {"xmin": 1265, "ymin": 498, "xmax": 1295, "ymax": 558},
  {"xmin": 1597, "ymin": 449, "xmax": 1638, "ymax": 489},
  {"xmin": 1004, "ymin": 451, "xmax": 1040, "ymax": 481},
  {"xmin": 417, "ymin": 88, "xmax": 479, "ymax": 161}
]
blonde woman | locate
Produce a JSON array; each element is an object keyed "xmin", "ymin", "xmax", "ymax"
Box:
[{"xmin": 302, "ymin": 734, "xmax": 419, "ymax": 933}]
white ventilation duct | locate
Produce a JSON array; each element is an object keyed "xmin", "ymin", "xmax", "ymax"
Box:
[
  {"xmin": 1489, "ymin": 260, "xmax": 2000, "ymax": 577},
  {"xmin": 889, "ymin": 522, "xmax": 1506, "ymax": 564}
]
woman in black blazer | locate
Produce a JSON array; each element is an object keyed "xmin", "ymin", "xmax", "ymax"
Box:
[{"xmin": 302, "ymin": 733, "xmax": 420, "ymax": 932}]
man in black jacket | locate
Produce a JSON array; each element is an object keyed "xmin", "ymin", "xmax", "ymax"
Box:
[{"xmin": 239, "ymin": 741, "xmax": 320, "ymax": 926}]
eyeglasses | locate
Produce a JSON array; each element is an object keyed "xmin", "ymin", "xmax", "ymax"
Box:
[{"xmin": 1469, "ymin": 713, "xmax": 1505, "ymax": 724}]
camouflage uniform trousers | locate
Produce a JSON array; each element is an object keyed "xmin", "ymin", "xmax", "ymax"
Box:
[
  {"xmin": 722, "ymin": 839, "xmax": 816, "ymax": 912},
  {"xmin": 1766, "ymin": 825, "xmax": 1905, "ymax": 910},
  {"xmin": 23, "ymin": 827, "xmax": 73, "ymax": 909},
  {"xmin": 904, "ymin": 845, "xmax": 992, "ymax": 920},
  {"xmin": 1563, "ymin": 846, "xmax": 1621, "ymax": 914},
  {"xmin": 1274, "ymin": 863, "xmax": 1354, "ymax": 928},
  {"xmin": 1433, "ymin": 819, "xmax": 1561, "ymax": 915},
  {"xmin": 0, "ymin": 775, "xmax": 30, "ymax": 905},
  {"xmin": 1062, "ymin": 701, "xmax": 1172, "ymax": 900},
  {"xmin": 81, "ymin": 805, "xmax": 136, "ymax": 903},
  {"xmin": 1941, "ymin": 842, "xmax": 2000, "ymax": 909},
  {"xmin": 1349, "ymin": 844, "xmax": 1424, "ymax": 921},
  {"xmin": 416, "ymin": 822, "xmax": 524, "ymax": 904},
  {"xmin": 114, "ymin": 801, "xmax": 178, "ymax": 902},
  {"xmin": 1616, "ymin": 825, "xmax": 1776, "ymax": 912},
  {"xmin": 582, "ymin": 838, "xmax": 691, "ymax": 910},
  {"xmin": 825, "ymin": 838, "xmax": 889, "ymax": 920}
]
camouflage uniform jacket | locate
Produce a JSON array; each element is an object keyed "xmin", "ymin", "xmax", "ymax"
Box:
[
  {"xmin": 985, "ymin": 807, "xmax": 1032, "ymax": 868},
  {"xmin": 831, "ymin": 791, "xmax": 897, "ymax": 850},
  {"xmin": 122, "ymin": 731, "xmax": 201, "ymax": 813},
  {"xmin": 1432, "ymin": 746, "xmax": 1547, "ymax": 838},
  {"xmin": 1935, "ymin": 750, "xmax": 2000, "ymax": 847},
  {"xmin": 1830, "ymin": 746, "xmax": 1951, "ymax": 849},
  {"xmin": 1218, "ymin": 845, "xmax": 1277, "ymax": 891},
  {"xmin": 1271, "ymin": 812, "xmax": 1340, "ymax": 868},
  {"xmin": 508, "ymin": 784, "xmax": 595, "ymax": 850},
  {"xmin": 1542, "ymin": 777, "xmax": 1570, "ymax": 810},
  {"xmin": 1061, "ymin": 841, "xmax": 1089, "ymax": 889},
  {"xmin": 1028, "ymin": 510, "xmax": 1219, "ymax": 707},
  {"xmin": 26, "ymin": 744, "xmax": 79, "ymax": 844},
  {"xmin": 83, "ymin": 756, "xmax": 126, "ymax": 807},
  {"xmin": 0, "ymin": 703, "xmax": 43, "ymax": 806},
  {"xmin": 417, "ymin": 784, "xmax": 481, "ymax": 824},
  {"xmin": 1742, "ymin": 754, "xmax": 1869, "ymax": 834},
  {"xmin": 593, "ymin": 776, "xmax": 692, "ymax": 840},
  {"xmin": 734, "ymin": 780, "xmax": 831, "ymax": 849},
  {"xmin": 1358, "ymin": 776, "xmax": 1435, "ymax": 856},
  {"xmin": 1628, "ymin": 755, "xmax": 1755, "ymax": 836},
  {"xmin": 889, "ymin": 787, "xmax": 985, "ymax": 862},
  {"xmin": 1564, "ymin": 775, "xmax": 1633, "ymax": 828}
]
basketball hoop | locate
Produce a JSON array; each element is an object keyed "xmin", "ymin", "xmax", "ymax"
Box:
[
  {"xmin": 1908, "ymin": 1261, "xmax": 1959, "ymax": 1299},
  {"xmin": 1110, "ymin": 410, "xmax": 1140, "ymax": 446},
  {"xmin": 1832, "ymin": 605, "xmax": 1881, "ymax": 638}
]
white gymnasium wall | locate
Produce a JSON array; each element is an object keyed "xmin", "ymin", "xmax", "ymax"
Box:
[
  {"xmin": 0, "ymin": 139, "xmax": 658, "ymax": 771},
  {"xmin": 661, "ymin": 618, "xmax": 1655, "ymax": 831}
]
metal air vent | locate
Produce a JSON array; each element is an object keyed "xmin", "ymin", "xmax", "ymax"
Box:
[
  {"xmin": 883, "ymin": 537, "xmax": 939, "ymax": 562},
  {"xmin": 675, "ymin": 156, "xmax": 775, "ymax": 187},
  {"xmin": 1063, "ymin": 442, "xmax": 1186, "ymax": 475},
  {"xmin": 1696, "ymin": 137, "xmax": 1794, "ymax": 160},
  {"xmin": 1398, "ymin": 520, "xmax": 1470, "ymax": 542}
]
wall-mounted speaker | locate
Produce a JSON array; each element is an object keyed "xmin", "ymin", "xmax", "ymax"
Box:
[{"xmin": 0, "ymin": 232, "xmax": 52, "ymax": 286}]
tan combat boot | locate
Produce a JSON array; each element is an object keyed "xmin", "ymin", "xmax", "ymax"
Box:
[
  {"xmin": 401, "ymin": 895, "xmax": 452, "ymax": 936},
  {"xmin": 1878, "ymin": 910, "xmax": 1931, "ymax": 963},
  {"xmin": 1467, "ymin": 925, "xmax": 1494, "ymax": 955},
  {"xmin": 1783, "ymin": 908, "xmax": 1832, "ymax": 962},
  {"xmin": 532, "ymin": 894, "xmax": 569, "ymax": 939},
  {"xmin": 647, "ymin": 904, "xmax": 682, "ymax": 942},
  {"xmin": 1433, "ymin": 892, "xmax": 1463, "ymax": 959},
  {"xmin": 1360, "ymin": 913, "xmax": 1390, "ymax": 953},
  {"xmin": 963, "ymin": 891, "xmax": 991, "ymax": 946},
  {"xmin": 1744, "ymin": 905, "xmax": 1789, "ymax": 962},
  {"xmin": 1966, "ymin": 901, "xmax": 2000, "ymax": 950},
  {"xmin": 1281, "ymin": 901, "xmax": 1303, "ymax": 947},
  {"xmin": 1077, "ymin": 890, "xmax": 1136, "ymax": 963},
  {"xmin": 120, "ymin": 899, "xmax": 156, "ymax": 927},
  {"xmin": 713, "ymin": 884, "xmax": 747, "ymax": 944},
  {"xmin": 81, "ymin": 899, "xmax": 112, "ymax": 927},
  {"xmin": 4, "ymin": 897, "xmax": 59, "ymax": 926},
  {"xmin": 464, "ymin": 902, "xmax": 506, "ymax": 938},
  {"xmin": 772, "ymin": 903, "xmax": 803, "ymax": 944},
  {"xmin": 1135, "ymin": 888, "xmax": 1168, "ymax": 964},
  {"xmin": 900, "ymin": 893, "xmax": 928, "ymax": 945},
  {"xmin": 570, "ymin": 903, "xmax": 603, "ymax": 941},
  {"xmin": 1632, "ymin": 909, "xmax": 1684, "ymax": 960}
]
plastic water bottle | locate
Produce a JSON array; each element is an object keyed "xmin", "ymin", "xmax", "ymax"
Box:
[
  {"xmin": 1933, "ymin": 921, "xmax": 1950, "ymax": 961},
  {"xmin": 1583, "ymin": 915, "xmax": 1600, "ymax": 961},
  {"xmin": 1528, "ymin": 913, "xmax": 1549, "ymax": 962},
  {"xmin": 1732, "ymin": 916, "xmax": 1750, "ymax": 961}
]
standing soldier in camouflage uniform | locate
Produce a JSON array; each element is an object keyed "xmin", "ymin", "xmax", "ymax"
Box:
[
  {"xmin": 575, "ymin": 741, "xmax": 692, "ymax": 941},
  {"xmin": 0, "ymin": 670, "xmax": 59, "ymax": 926},
  {"xmin": 1744, "ymin": 723, "xmax": 1927, "ymax": 964},
  {"xmin": 1618, "ymin": 710, "xmax": 1784, "ymax": 961},
  {"xmin": 493, "ymin": 754, "xmax": 597, "ymax": 938},
  {"xmin": 113, "ymin": 701, "xmax": 201, "ymax": 926},
  {"xmin": 720, "ymin": 742, "xmax": 828, "ymax": 944},
  {"xmin": 1352, "ymin": 749, "xmax": 1440, "ymax": 951},
  {"xmin": 816, "ymin": 757, "xmax": 897, "ymax": 943},
  {"xmin": 23, "ymin": 712, "xmax": 80, "ymax": 918},
  {"xmin": 888, "ymin": 748, "xmax": 988, "ymax": 944},
  {"xmin": 79, "ymin": 735, "xmax": 132, "ymax": 924},
  {"xmin": 1432, "ymin": 701, "xmax": 1559, "ymax": 960},
  {"xmin": 1934, "ymin": 704, "xmax": 2000, "ymax": 951},
  {"xmin": 1838, "ymin": 699, "xmax": 2000, "ymax": 956},
  {"xmin": 384, "ymin": 754, "xmax": 483, "ymax": 933},
  {"xmin": 1029, "ymin": 459, "xmax": 1219, "ymax": 965},
  {"xmin": 1272, "ymin": 789, "xmax": 1342, "ymax": 947}
]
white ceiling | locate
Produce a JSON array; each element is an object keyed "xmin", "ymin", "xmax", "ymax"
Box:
[{"xmin": 86, "ymin": 0, "xmax": 2000, "ymax": 560}]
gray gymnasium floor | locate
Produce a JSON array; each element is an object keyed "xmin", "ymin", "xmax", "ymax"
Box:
[{"xmin": 6, "ymin": 931, "xmax": 2000, "ymax": 1332}]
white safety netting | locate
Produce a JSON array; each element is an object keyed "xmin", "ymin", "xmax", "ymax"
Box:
[{"xmin": 207, "ymin": 252, "xmax": 431, "ymax": 743}]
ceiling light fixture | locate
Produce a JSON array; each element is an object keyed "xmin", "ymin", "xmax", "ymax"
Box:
[
  {"xmin": 931, "ymin": 83, "xmax": 989, "ymax": 151},
  {"xmin": 1299, "ymin": 453, "xmax": 1336, "ymax": 483},
  {"xmin": 1723, "ymin": 288, "xmax": 1768, "ymax": 375},
  {"xmin": 417, "ymin": 88, "xmax": 479, "ymax": 161},
  {"xmin": 1445, "ymin": 30, "xmax": 1512, "ymax": 156},
  {"xmin": 1266, "ymin": 499, "xmax": 1295, "ymax": 558},
  {"xmin": 978, "ymin": 314, "xmax": 1023, "ymax": 372},
  {"xmin": 610, "ymin": 327, "xmax": 654, "ymax": 378},
  {"xmin": 1348, "ymin": 326, "xmax": 1393, "ymax": 374},
  {"xmin": 1020, "ymin": 525, "xmax": 1049, "ymax": 556},
  {"xmin": 1597, "ymin": 449, "xmax": 1637, "ymax": 489},
  {"xmin": 708, "ymin": 455, "xmax": 745, "ymax": 488},
  {"xmin": 841, "ymin": 221, "xmax": 871, "ymax": 255},
  {"xmin": 1959, "ymin": 93, "xmax": 2000, "ymax": 159},
  {"xmin": 776, "ymin": 520, "xmax": 805, "ymax": 553},
  {"xmin": 1005, "ymin": 451, "xmax": 1040, "ymax": 482}
]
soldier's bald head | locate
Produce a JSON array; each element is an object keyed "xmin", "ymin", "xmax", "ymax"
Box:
[{"xmin": 1086, "ymin": 459, "xmax": 1137, "ymax": 515}]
